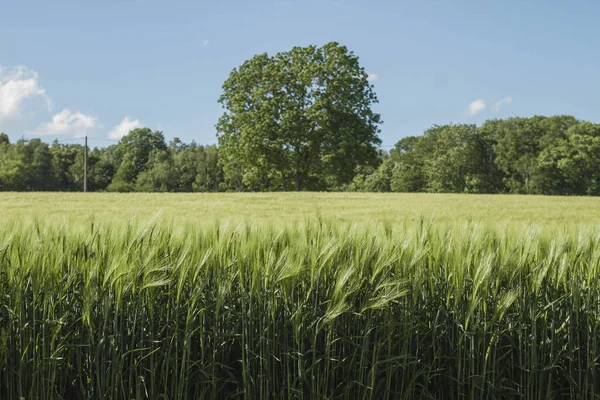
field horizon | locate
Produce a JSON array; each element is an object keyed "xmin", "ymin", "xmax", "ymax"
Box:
[{"xmin": 1, "ymin": 192, "xmax": 599, "ymax": 230}]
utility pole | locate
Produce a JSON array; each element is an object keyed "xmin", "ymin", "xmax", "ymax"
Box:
[{"xmin": 83, "ymin": 136, "xmax": 88, "ymax": 192}]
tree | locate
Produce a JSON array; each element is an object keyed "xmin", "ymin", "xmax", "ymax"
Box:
[
  {"xmin": 389, "ymin": 136, "xmax": 426, "ymax": 192},
  {"xmin": 487, "ymin": 115, "xmax": 579, "ymax": 194},
  {"xmin": 349, "ymin": 151, "xmax": 390, "ymax": 192},
  {"xmin": 537, "ymin": 122, "xmax": 600, "ymax": 195},
  {"xmin": 168, "ymin": 140, "xmax": 225, "ymax": 192},
  {"xmin": 216, "ymin": 42, "xmax": 382, "ymax": 191},
  {"xmin": 388, "ymin": 126, "xmax": 495, "ymax": 194},
  {"xmin": 192, "ymin": 145, "xmax": 223, "ymax": 192},
  {"xmin": 0, "ymin": 136, "xmax": 28, "ymax": 191},
  {"xmin": 483, "ymin": 117, "xmax": 544, "ymax": 193},
  {"xmin": 50, "ymin": 141, "xmax": 82, "ymax": 191},
  {"xmin": 108, "ymin": 128, "xmax": 167, "ymax": 191},
  {"xmin": 170, "ymin": 138, "xmax": 197, "ymax": 191},
  {"xmin": 362, "ymin": 156, "xmax": 393, "ymax": 192},
  {"xmin": 135, "ymin": 149, "xmax": 177, "ymax": 192},
  {"xmin": 0, "ymin": 138, "xmax": 54, "ymax": 191},
  {"xmin": 87, "ymin": 149, "xmax": 116, "ymax": 191}
]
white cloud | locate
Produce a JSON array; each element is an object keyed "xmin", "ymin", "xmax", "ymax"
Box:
[
  {"xmin": 492, "ymin": 96, "xmax": 512, "ymax": 112},
  {"xmin": 367, "ymin": 73, "xmax": 378, "ymax": 82},
  {"xmin": 34, "ymin": 109, "xmax": 97, "ymax": 137},
  {"xmin": 108, "ymin": 116, "xmax": 142, "ymax": 139},
  {"xmin": 468, "ymin": 99, "xmax": 486, "ymax": 116},
  {"xmin": 203, "ymin": 40, "xmax": 210, "ymax": 46},
  {"xmin": 0, "ymin": 65, "xmax": 48, "ymax": 122}
]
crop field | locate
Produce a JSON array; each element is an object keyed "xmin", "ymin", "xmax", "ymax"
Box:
[
  {"xmin": 2, "ymin": 192, "xmax": 600, "ymax": 228},
  {"xmin": 2, "ymin": 193, "xmax": 600, "ymax": 399}
]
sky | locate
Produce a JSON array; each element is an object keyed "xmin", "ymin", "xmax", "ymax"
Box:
[{"xmin": 1, "ymin": 0, "xmax": 599, "ymax": 148}]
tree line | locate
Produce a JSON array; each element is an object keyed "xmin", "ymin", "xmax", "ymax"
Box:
[
  {"xmin": 353, "ymin": 116, "xmax": 600, "ymax": 195},
  {"xmin": 0, "ymin": 42, "xmax": 598, "ymax": 194},
  {"xmin": 0, "ymin": 130, "xmax": 222, "ymax": 192},
  {"xmin": 1, "ymin": 114, "xmax": 598, "ymax": 194}
]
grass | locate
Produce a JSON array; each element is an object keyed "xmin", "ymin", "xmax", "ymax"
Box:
[{"xmin": 1, "ymin": 193, "xmax": 600, "ymax": 398}]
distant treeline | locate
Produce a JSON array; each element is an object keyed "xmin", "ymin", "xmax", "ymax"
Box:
[{"xmin": 0, "ymin": 115, "xmax": 598, "ymax": 194}]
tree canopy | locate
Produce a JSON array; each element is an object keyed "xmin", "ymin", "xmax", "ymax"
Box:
[
  {"xmin": 1, "ymin": 115, "xmax": 599, "ymax": 195},
  {"xmin": 216, "ymin": 42, "xmax": 382, "ymax": 191}
]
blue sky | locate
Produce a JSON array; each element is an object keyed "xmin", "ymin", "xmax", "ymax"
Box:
[{"xmin": 1, "ymin": 0, "xmax": 599, "ymax": 148}]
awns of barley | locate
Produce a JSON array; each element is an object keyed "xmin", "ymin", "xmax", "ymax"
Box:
[{"xmin": 1, "ymin": 219, "xmax": 600, "ymax": 399}]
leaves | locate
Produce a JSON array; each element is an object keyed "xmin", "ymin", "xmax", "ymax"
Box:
[{"xmin": 216, "ymin": 42, "xmax": 382, "ymax": 191}]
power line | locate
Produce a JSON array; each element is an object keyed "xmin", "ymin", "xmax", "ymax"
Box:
[
  {"xmin": 54, "ymin": 138, "xmax": 83, "ymax": 143},
  {"xmin": 52, "ymin": 136, "xmax": 120, "ymax": 143},
  {"xmin": 87, "ymin": 137, "xmax": 120, "ymax": 142}
]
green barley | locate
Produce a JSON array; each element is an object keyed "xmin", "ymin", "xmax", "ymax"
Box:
[{"xmin": 1, "ymin": 216, "xmax": 600, "ymax": 398}]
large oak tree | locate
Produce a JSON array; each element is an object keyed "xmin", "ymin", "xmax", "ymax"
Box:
[{"xmin": 216, "ymin": 42, "xmax": 382, "ymax": 191}]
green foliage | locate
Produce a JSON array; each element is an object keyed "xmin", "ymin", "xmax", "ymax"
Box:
[
  {"xmin": 50, "ymin": 141, "xmax": 81, "ymax": 190},
  {"xmin": 191, "ymin": 145, "xmax": 223, "ymax": 192},
  {"xmin": 217, "ymin": 42, "xmax": 382, "ymax": 191},
  {"xmin": 388, "ymin": 136, "xmax": 427, "ymax": 192},
  {"xmin": 537, "ymin": 122, "xmax": 600, "ymax": 195},
  {"xmin": 361, "ymin": 156, "xmax": 393, "ymax": 192},
  {"xmin": 421, "ymin": 124, "xmax": 477, "ymax": 192},
  {"xmin": 0, "ymin": 138, "xmax": 54, "ymax": 191},
  {"xmin": 135, "ymin": 150, "xmax": 177, "ymax": 192},
  {"xmin": 87, "ymin": 149, "xmax": 116, "ymax": 191},
  {"xmin": 347, "ymin": 151, "xmax": 389, "ymax": 192},
  {"xmin": 484, "ymin": 115, "xmax": 579, "ymax": 194},
  {"xmin": 108, "ymin": 128, "xmax": 168, "ymax": 189},
  {"xmin": 382, "ymin": 116, "xmax": 598, "ymax": 195},
  {"xmin": 0, "ymin": 106, "xmax": 598, "ymax": 195},
  {"xmin": 107, "ymin": 159, "xmax": 137, "ymax": 192}
]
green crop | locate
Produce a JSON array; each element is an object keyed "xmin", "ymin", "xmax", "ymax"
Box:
[
  {"xmin": 1, "ymin": 215, "xmax": 600, "ymax": 398},
  {"xmin": 2, "ymin": 192, "xmax": 600, "ymax": 230}
]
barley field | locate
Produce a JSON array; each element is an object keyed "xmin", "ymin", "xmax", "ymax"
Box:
[
  {"xmin": 1, "ymin": 193, "xmax": 600, "ymax": 399},
  {"xmin": 1, "ymin": 192, "xmax": 599, "ymax": 228}
]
